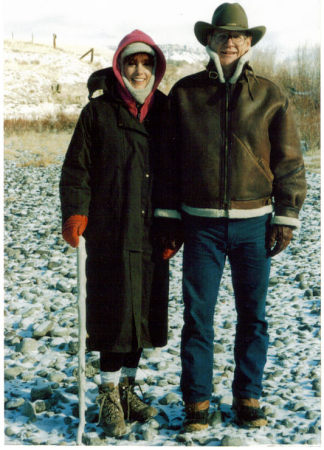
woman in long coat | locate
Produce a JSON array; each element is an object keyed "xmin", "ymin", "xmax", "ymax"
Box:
[{"xmin": 60, "ymin": 29, "xmax": 169, "ymax": 437}]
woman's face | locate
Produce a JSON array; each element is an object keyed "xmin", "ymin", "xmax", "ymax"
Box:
[{"xmin": 123, "ymin": 53, "xmax": 154, "ymax": 89}]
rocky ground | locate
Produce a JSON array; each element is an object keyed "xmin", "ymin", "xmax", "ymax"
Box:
[{"xmin": 4, "ymin": 160, "xmax": 321, "ymax": 446}]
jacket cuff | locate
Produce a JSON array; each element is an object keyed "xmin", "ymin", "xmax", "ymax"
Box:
[
  {"xmin": 154, "ymin": 209, "xmax": 182, "ymax": 220},
  {"xmin": 272, "ymin": 215, "xmax": 300, "ymax": 229}
]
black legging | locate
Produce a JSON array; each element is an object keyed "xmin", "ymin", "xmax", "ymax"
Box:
[{"xmin": 100, "ymin": 348, "xmax": 142, "ymax": 372}]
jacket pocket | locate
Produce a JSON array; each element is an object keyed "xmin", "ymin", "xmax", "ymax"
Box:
[
  {"xmin": 233, "ymin": 134, "xmax": 274, "ymax": 183},
  {"xmin": 230, "ymin": 133, "xmax": 274, "ymax": 200},
  {"xmin": 258, "ymin": 157, "xmax": 274, "ymax": 183}
]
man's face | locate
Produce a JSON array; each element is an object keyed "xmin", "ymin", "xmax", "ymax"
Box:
[{"xmin": 208, "ymin": 31, "xmax": 252, "ymax": 68}]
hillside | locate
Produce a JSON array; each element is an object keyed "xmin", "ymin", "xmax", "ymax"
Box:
[
  {"xmin": 4, "ymin": 40, "xmax": 206, "ymax": 120},
  {"xmin": 3, "ymin": 39, "xmax": 319, "ymax": 172},
  {"xmin": 4, "ymin": 40, "xmax": 114, "ymax": 120}
]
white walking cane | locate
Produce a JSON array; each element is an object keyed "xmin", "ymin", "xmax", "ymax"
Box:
[{"xmin": 77, "ymin": 236, "xmax": 87, "ymax": 445}]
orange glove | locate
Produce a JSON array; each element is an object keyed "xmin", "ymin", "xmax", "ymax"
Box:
[
  {"xmin": 62, "ymin": 215, "xmax": 88, "ymax": 248},
  {"xmin": 153, "ymin": 218, "xmax": 183, "ymax": 260},
  {"xmin": 162, "ymin": 241, "xmax": 183, "ymax": 260}
]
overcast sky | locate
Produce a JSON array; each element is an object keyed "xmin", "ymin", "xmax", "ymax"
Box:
[{"xmin": 3, "ymin": 0, "xmax": 322, "ymax": 55}]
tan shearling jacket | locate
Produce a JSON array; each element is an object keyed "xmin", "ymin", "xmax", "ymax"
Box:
[{"xmin": 155, "ymin": 58, "xmax": 306, "ymax": 228}]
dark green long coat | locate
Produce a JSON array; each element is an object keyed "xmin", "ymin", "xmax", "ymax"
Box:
[{"xmin": 60, "ymin": 68, "xmax": 169, "ymax": 352}]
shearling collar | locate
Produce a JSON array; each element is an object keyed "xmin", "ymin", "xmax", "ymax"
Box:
[{"xmin": 206, "ymin": 46, "xmax": 252, "ymax": 84}]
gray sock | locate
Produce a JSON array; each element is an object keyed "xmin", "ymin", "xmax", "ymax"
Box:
[{"xmin": 100, "ymin": 369, "xmax": 121, "ymax": 386}]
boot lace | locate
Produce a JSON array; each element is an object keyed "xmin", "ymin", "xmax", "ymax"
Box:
[
  {"xmin": 97, "ymin": 386, "xmax": 123, "ymax": 425},
  {"xmin": 121, "ymin": 383, "xmax": 145, "ymax": 420}
]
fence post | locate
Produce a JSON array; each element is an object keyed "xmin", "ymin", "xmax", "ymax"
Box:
[
  {"xmin": 80, "ymin": 48, "xmax": 94, "ymax": 63},
  {"xmin": 53, "ymin": 34, "xmax": 57, "ymax": 49}
]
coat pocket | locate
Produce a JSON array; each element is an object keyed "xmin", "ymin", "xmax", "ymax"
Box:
[
  {"xmin": 230, "ymin": 134, "xmax": 274, "ymax": 200},
  {"xmin": 234, "ymin": 134, "xmax": 274, "ymax": 182}
]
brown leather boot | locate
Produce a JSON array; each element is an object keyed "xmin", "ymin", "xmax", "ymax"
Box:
[
  {"xmin": 119, "ymin": 377, "xmax": 158, "ymax": 422},
  {"xmin": 96, "ymin": 383, "xmax": 127, "ymax": 437},
  {"xmin": 232, "ymin": 397, "xmax": 268, "ymax": 427},
  {"xmin": 183, "ymin": 400, "xmax": 209, "ymax": 432}
]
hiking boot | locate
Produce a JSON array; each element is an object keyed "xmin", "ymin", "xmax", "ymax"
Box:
[
  {"xmin": 96, "ymin": 383, "xmax": 127, "ymax": 437},
  {"xmin": 232, "ymin": 397, "xmax": 268, "ymax": 427},
  {"xmin": 119, "ymin": 378, "xmax": 158, "ymax": 422},
  {"xmin": 183, "ymin": 400, "xmax": 209, "ymax": 432}
]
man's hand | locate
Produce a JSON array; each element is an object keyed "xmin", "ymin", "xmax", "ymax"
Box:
[{"xmin": 267, "ymin": 225, "xmax": 293, "ymax": 257}]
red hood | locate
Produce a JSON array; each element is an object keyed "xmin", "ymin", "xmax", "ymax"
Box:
[
  {"xmin": 113, "ymin": 29, "xmax": 166, "ymax": 92},
  {"xmin": 112, "ymin": 29, "xmax": 166, "ymax": 122}
]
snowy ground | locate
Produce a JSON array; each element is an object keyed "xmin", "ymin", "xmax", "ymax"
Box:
[
  {"xmin": 3, "ymin": 38, "xmax": 321, "ymax": 447},
  {"xmin": 3, "ymin": 161, "xmax": 321, "ymax": 446}
]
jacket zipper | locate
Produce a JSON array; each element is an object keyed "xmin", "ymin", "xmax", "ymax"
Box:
[{"xmin": 223, "ymin": 82, "xmax": 230, "ymax": 209}]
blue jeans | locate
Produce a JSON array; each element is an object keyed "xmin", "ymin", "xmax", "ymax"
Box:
[{"xmin": 181, "ymin": 213, "xmax": 271, "ymax": 403}]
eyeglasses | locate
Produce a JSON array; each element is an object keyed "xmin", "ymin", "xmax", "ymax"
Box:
[{"xmin": 212, "ymin": 32, "xmax": 247, "ymax": 44}]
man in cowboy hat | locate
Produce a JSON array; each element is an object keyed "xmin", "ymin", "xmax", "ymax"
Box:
[{"xmin": 154, "ymin": 2, "xmax": 306, "ymax": 431}]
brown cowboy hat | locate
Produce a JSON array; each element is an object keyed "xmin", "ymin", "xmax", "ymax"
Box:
[{"xmin": 194, "ymin": 2, "xmax": 266, "ymax": 47}]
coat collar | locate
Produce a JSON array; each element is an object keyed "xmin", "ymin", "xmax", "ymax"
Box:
[{"xmin": 206, "ymin": 47, "xmax": 252, "ymax": 84}]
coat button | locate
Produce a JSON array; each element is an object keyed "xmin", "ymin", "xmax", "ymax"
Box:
[
  {"xmin": 145, "ymin": 173, "xmax": 150, "ymax": 178},
  {"xmin": 141, "ymin": 210, "xmax": 145, "ymax": 215}
]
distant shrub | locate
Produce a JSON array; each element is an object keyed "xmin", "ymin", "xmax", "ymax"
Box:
[
  {"xmin": 252, "ymin": 45, "xmax": 320, "ymax": 151},
  {"xmin": 160, "ymin": 60, "xmax": 206, "ymax": 94},
  {"xmin": 4, "ymin": 113, "xmax": 78, "ymax": 134}
]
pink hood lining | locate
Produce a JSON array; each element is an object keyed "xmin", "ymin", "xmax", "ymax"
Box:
[{"xmin": 112, "ymin": 29, "xmax": 166, "ymax": 122}]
